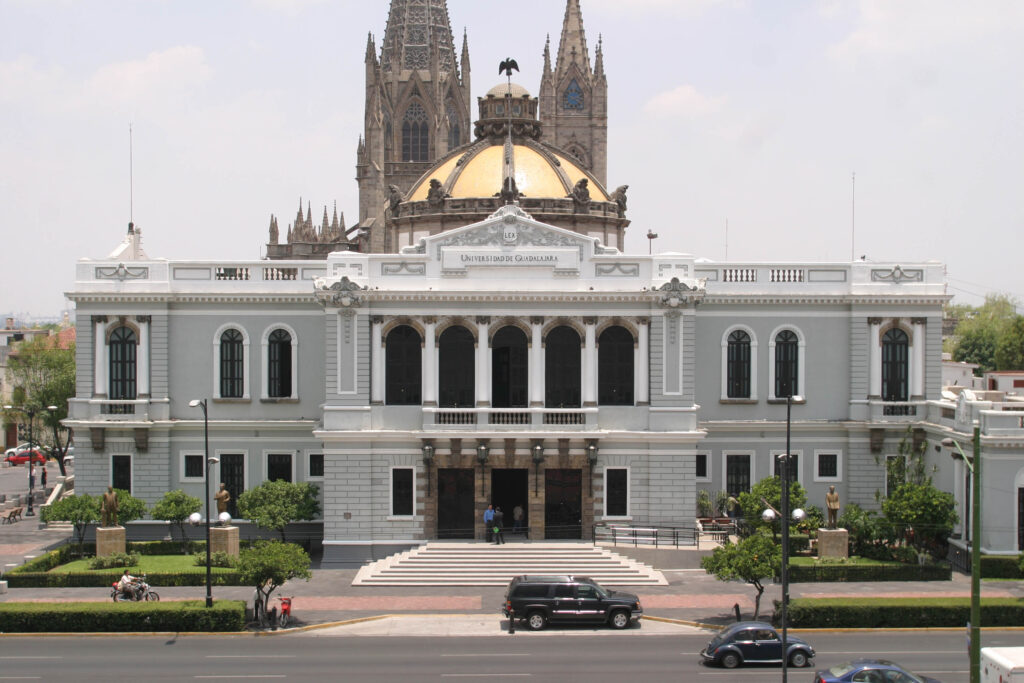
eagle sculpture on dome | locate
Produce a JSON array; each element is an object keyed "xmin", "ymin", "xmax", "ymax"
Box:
[{"xmin": 498, "ymin": 58, "xmax": 519, "ymax": 77}]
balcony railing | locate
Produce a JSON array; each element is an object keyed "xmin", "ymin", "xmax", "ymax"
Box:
[
  {"xmin": 868, "ymin": 400, "xmax": 924, "ymax": 422},
  {"xmin": 67, "ymin": 398, "xmax": 167, "ymax": 422},
  {"xmin": 425, "ymin": 407, "xmax": 597, "ymax": 431}
]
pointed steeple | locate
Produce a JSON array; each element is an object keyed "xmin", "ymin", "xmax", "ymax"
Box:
[
  {"xmin": 365, "ymin": 32, "xmax": 377, "ymax": 64},
  {"xmin": 543, "ymin": 34, "xmax": 552, "ymax": 76},
  {"xmin": 556, "ymin": 0, "xmax": 591, "ymax": 77},
  {"xmin": 594, "ymin": 34, "xmax": 605, "ymax": 78},
  {"xmin": 380, "ymin": 0, "xmax": 458, "ymax": 74}
]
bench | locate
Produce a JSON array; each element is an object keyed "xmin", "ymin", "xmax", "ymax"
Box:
[{"xmin": 1, "ymin": 507, "xmax": 23, "ymax": 524}]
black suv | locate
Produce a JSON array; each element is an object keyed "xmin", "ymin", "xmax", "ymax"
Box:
[{"xmin": 502, "ymin": 575, "xmax": 643, "ymax": 631}]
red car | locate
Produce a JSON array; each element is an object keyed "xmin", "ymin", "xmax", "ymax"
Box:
[{"xmin": 4, "ymin": 449, "xmax": 46, "ymax": 465}]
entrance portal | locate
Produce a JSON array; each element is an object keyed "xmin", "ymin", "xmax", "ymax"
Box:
[
  {"xmin": 491, "ymin": 469, "xmax": 529, "ymax": 538},
  {"xmin": 437, "ymin": 468, "xmax": 475, "ymax": 539},
  {"xmin": 545, "ymin": 469, "xmax": 582, "ymax": 539}
]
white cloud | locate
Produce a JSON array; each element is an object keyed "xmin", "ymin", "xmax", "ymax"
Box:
[
  {"xmin": 585, "ymin": 0, "xmax": 743, "ymax": 16},
  {"xmin": 643, "ymin": 84, "xmax": 725, "ymax": 119},
  {"xmin": 86, "ymin": 46, "xmax": 212, "ymax": 111}
]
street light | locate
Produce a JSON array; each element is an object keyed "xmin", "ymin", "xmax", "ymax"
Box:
[
  {"xmin": 476, "ymin": 441, "xmax": 490, "ymax": 498},
  {"xmin": 421, "ymin": 441, "xmax": 435, "ymax": 496},
  {"xmin": 779, "ymin": 393, "xmax": 802, "ymax": 683},
  {"xmin": 189, "ymin": 398, "xmax": 217, "ymax": 608},
  {"xmin": 531, "ymin": 441, "xmax": 545, "ymax": 495},
  {"xmin": 943, "ymin": 426, "xmax": 982, "ymax": 683},
  {"xmin": 4, "ymin": 404, "xmax": 58, "ymax": 518}
]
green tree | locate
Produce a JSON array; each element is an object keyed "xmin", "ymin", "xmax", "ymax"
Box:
[
  {"xmin": 951, "ymin": 293, "xmax": 1019, "ymax": 374},
  {"xmin": 237, "ymin": 540, "xmax": 312, "ymax": 619},
  {"xmin": 151, "ymin": 490, "xmax": 202, "ymax": 552},
  {"xmin": 41, "ymin": 494, "xmax": 99, "ymax": 551},
  {"xmin": 995, "ymin": 315, "xmax": 1024, "ymax": 371},
  {"xmin": 736, "ymin": 475, "xmax": 807, "ymax": 538},
  {"xmin": 701, "ymin": 532, "xmax": 780, "ymax": 620},
  {"xmin": 3, "ymin": 334, "xmax": 76, "ymax": 475},
  {"xmin": 113, "ymin": 489, "xmax": 147, "ymax": 526},
  {"xmin": 237, "ymin": 480, "xmax": 320, "ymax": 542}
]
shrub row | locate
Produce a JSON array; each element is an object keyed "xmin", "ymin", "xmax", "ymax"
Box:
[
  {"xmin": 782, "ymin": 597, "xmax": 1024, "ymax": 628},
  {"xmin": 981, "ymin": 555, "xmax": 1024, "ymax": 579},
  {"xmin": 788, "ymin": 561, "xmax": 951, "ymax": 583},
  {"xmin": 0, "ymin": 600, "xmax": 246, "ymax": 632}
]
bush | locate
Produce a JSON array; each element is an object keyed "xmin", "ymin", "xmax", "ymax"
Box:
[
  {"xmin": 88, "ymin": 552, "xmax": 140, "ymax": 569},
  {"xmin": 783, "ymin": 597, "xmax": 1024, "ymax": 628},
  {"xmin": 788, "ymin": 559, "xmax": 951, "ymax": 582},
  {"xmin": 193, "ymin": 551, "xmax": 238, "ymax": 569},
  {"xmin": 0, "ymin": 600, "xmax": 246, "ymax": 632},
  {"xmin": 983, "ymin": 555, "xmax": 1024, "ymax": 579}
]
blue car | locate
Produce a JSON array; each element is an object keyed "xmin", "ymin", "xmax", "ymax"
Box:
[
  {"xmin": 700, "ymin": 621, "xmax": 815, "ymax": 669},
  {"xmin": 813, "ymin": 659, "xmax": 942, "ymax": 683}
]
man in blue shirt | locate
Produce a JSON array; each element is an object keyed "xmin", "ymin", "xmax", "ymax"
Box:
[{"xmin": 483, "ymin": 504, "xmax": 495, "ymax": 542}]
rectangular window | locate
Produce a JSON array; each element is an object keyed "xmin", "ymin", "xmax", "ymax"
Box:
[
  {"xmin": 184, "ymin": 454, "xmax": 204, "ymax": 480},
  {"xmin": 308, "ymin": 453, "xmax": 324, "ymax": 479},
  {"xmin": 605, "ymin": 468, "xmax": 629, "ymax": 517},
  {"xmin": 725, "ymin": 454, "xmax": 751, "ymax": 498},
  {"xmin": 695, "ymin": 453, "xmax": 709, "ymax": 481},
  {"xmin": 817, "ymin": 453, "xmax": 838, "ymax": 479},
  {"xmin": 267, "ymin": 453, "xmax": 292, "ymax": 482},
  {"xmin": 112, "ymin": 454, "xmax": 132, "ymax": 494},
  {"xmin": 773, "ymin": 452, "xmax": 800, "ymax": 483},
  {"xmin": 391, "ymin": 467, "xmax": 414, "ymax": 517}
]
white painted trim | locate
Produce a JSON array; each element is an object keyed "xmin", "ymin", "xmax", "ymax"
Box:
[
  {"xmin": 263, "ymin": 450, "xmax": 296, "ymax": 483},
  {"xmin": 720, "ymin": 324, "xmax": 758, "ymax": 400},
  {"xmin": 770, "ymin": 449, "xmax": 804, "ymax": 486},
  {"xmin": 260, "ymin": 323, "xmax": 299, "ymax": 400},
  {"xmin": 389, "ymin": 465, "xmax": 416, "ymax": 518},
  {"xmin": 813, "ymin": 450, "xmax": 843, "ymax": 483},
  {"xmin": 767, "ymin": 324, "xmax": 806, "ymax": 401},
  {"xmin": 336, "ymin": 313, "xmax": 359, "ymax": 396},
  {"xmin": 211, "ymin": 323, "xmax": 251, "ymax": 400},
  {"xmin": 721, "ymin": 450, "xmax": 755, "ymax": 496},
  {"xmin": 695, "ymin": 450, "xmax": 711, "ymax": 483},
  {"xmin": 179, "ymin": 449, "xmax": 206, "ymax": 483},
  {"xmin": 602, "ymin": 466, "xmax": 631, "ymax": 518}
]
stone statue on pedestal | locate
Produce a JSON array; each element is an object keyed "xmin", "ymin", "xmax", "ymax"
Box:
[
  {"xmin": 214, "ymin": 483, "xmax": 231, "ymax": 524},
  {"xmin": 101, "ymin": 486, "xmax": 119, "ymax": 527},
  {"xmin": 826, "ymin": 485, "xmax": 840, "ymax": 529}
]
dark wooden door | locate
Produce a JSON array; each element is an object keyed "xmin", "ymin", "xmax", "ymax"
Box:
[
  {"xmin": 437, "ymin": 468, "xmax": 475, "ymax": 539},
  {"xmin": 545, "ymin": 469, "xmax": 582, "ymax": 539},
  {"xmin": 219, "ymin": 453, "xmax": 244, "ymax": 519}
]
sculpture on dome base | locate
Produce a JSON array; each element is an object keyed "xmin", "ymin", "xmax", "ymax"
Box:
[
  {"xmin": 388, "ymin": 185, "xmax": 404, "ymax": 215},
  {"xmin": 569, "ymin": 178, "xmax": 590, "ymax": 213},
  {"xmin": 611, "ymin": 185, "xmax": 629, "ymax": 217},
  {"xmin": 427, "ymin": 179, "xmax": 449, "ymax": 208},
  {"xmin": 499, "ymin": 176, "xmax": 520, "ymax": 204}
]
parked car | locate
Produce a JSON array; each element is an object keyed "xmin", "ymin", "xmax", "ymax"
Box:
[
  {"xmin": 502, "ymin": 575, "xmax": 643, "ymax": 631},
  {"xmin": 701, "ymin": 621, "xmax": 815, "ymax": 669},
  {"xmin": 813, "ymin": 659, "xmax": 941, "ymax": 682},
  {"xmin": 4, "ymin": 442, "xmax": 33, "ymax": 459},
  {"xmin": 4, "ymin": 449, "xmax": 46, "ymax": 465}
]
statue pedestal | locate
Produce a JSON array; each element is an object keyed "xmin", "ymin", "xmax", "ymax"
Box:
[
  {"xmin": 96, "ymin": 526, "xmax": 126, "ymax": 557},
  {"xmin": 817, "ymin": 528, "xmax": 849, "ymax": 559},
  {"xmin": 210, "ymin": 526, "xmax": 239, "ymax": 557}
]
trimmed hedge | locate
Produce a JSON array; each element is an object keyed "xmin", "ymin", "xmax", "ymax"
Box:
[
  {"xmin": 783, "ymin": 597, "xmax": 1024, "ymax": 628},
  {"xmin": 0, "ymin": 600, "xmax": 246, "ymax": 632},
  {"xmin": 789, "ymin": 560, "xmax": 951, "ymax": 583},
  {"xmin": 981, "ymin": 555, "xmax": 1024, "ymax": 579},
  {"xmin": 4, "ymin": 544, "xmax": 242, "ymax": 588}
]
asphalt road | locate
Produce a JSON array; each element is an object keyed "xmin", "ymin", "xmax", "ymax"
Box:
[{"xmin": 1, "ymin": 629, "xmax": 1015, "ymax": 682}]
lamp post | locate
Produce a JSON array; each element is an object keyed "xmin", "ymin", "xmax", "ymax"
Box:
[
  {"xmin": 943, "ymin": 424, "xmax": 982, "ymax": 683},
  {"xmin": 586, "ymin": 441, "xmax": 598, "ymax": 496},
  {"xmin": 421, "ymin": 441, "xmax": 435, "ymax": 496},
  {"xmin": 780, "ymin": 393, "xmax": 802, "ymax": 683},
  {"xmin": 4, "ymin": 404, "xmax": 57, "ymax": 517},
  {"xmin": 189, "ymin": 398, "xmax": 217, "ymax": 608},
  {"xmin": 476, "ymin": 440, "xmax": 489, "ymax": 498},
  {"xmin": 532, "ymin": 441, "xmax": 544, "ymax": 495}
]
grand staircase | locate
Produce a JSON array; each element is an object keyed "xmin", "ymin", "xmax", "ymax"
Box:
[{"xmin": 352, "ymin": 541, "xmax": 667, "ymax": 586}]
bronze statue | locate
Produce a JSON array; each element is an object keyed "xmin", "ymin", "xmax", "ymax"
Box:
[
  {"xmin": 826, "ymin": 485, "xmax": 840, "ymax": 529},
  {"xmin": 569, "ymin": 178, "xmax": 590, "ymax": 213},
  {"xmin": 426, "ymin": 179, "xmax": 448, "ymax": 207},
  {"xmin": 387, "ymin": 185, "xmax": 403, "ymax": 214},
  {"xmin": 101, "ymin": 486, "xmax": 119, "ymax": 527},
  {"xmin": 214, "ymin": 483, "xmax": 231, "ymax": 520},
  {"xmin": 611, "ymin": 184, "xmax": 629, "ymax": 217}
]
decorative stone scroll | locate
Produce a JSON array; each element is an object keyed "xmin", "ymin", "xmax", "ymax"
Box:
[
  {"xmin": 314, "ymin": 276, "xmax": 366, "ymax": 309},
  {"xmin": 95, "ymin": 264, "xmax": 149, "ymax": 281},
  {"xmin": 871, "ymin": 265, "xmax": 923, "ymax": 283},
  {"xmin": 657, "ymin": 277, "xmax": 705, "ymax": 308}
]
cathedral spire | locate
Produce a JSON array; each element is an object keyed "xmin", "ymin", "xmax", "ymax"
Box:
[
  {"xmin": 556, "ymin": 0, "xmax": 591, "ymax": 77},
  {"xmin": 594, "ymin": 34, "xmax": 605, "ymax": 77},
  {"xmin": 365, "ymin": 32, "xmax": 377, "ymax": 65},
  {"xmin": 380, "ymin": 0, "xmax": 458, "ymax": 74}
]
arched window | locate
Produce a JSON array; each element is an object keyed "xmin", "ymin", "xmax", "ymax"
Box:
[
  {"xmin": 563, "ymin": 78, "xmax": 584, "ymax": 110},
  {"xmin": 267, "ymin": 329, "xmax": 292, "ymax": 398},
  {"xmin": 598, "ymin": 326, "xmax": 633, "ymax": 405},
  {"xmin": 774, "ymin": 330, "xmax": 799, "ymax": 398},
  {"xmin": 882, "ymin": 328, "xmax": 909, "ymax": 402},
  {"xmin": 727, "ymin": 330, "xmax": 751, "ymax": 399},
  {"xmin": 386, "ymin": 325, "xmax": 422, "ymax": 405},
  {"xmin": 545, "ymin": 326, "xmax": 581, "ymax": 408},
  {"xmin": 109, "ymin": 326, "xmax": 137, "ymax": 407},
  {"xmin": 219, "ymin": 329, "xmax": 244, "ymax": 399},
  {"xmin": 401, "ymin": 101, "xmax": 429, "ymax": 162},
  {"xmin": 439, "ymin": 326, "xmax": 474, "ymax": 407},
  {"xmin": 491, "ymin": 326, "xmax": 528, "ymax": 408},
  {"xmin": 445, "ymin": 98, "xmax": 460, "ymax": 150}
]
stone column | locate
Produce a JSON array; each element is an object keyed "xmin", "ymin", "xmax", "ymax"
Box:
[
  {"xmin": 912, "ymin": 318, "xmax": 926, "ymax": 398},
  {"xmin": 530, "ymin": 317, "xmax": 544, "ymax": 407},
  {"xmin": 636, "ymin": 318, "xmax": 649, "ymax": 405},
  {"xmin": 868, "ymin": 318, "xmax": 882, "ymax": 397},
  {"xmin": 136, "ymin": 315, "xmax": 151, "ymax": 398},
  {"xmin": 370, "ymin": 317, "xmax": 384, "ymax": 404},
  {"xmin": 583, "ymin": 318, "xmax": 597, "ymax": 406},
  {"xmin": 423, "ymin": 318, "xmax": 437, "ymax": 405},
  {"xmin": 93, "ymin": 316, "xmax": 108, "ymax": 397},
  {"xmin": 476, "ymin": 317, "xmax": 490, "ymax": 406}
]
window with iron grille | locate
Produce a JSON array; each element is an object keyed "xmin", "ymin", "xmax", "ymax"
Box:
[
  {"xmin": 109, "ymin": 327, "xmax": 137, "ymax": 401},
  {"xmin": 727, "ymin": 330, "xmax": 751, "ymax": 398},
  {"xmin": 605, "ymin": 468, "xmax": 629, "ymax": 517},
  {"xmin": 598, "ymin": 326, "xmax": 634, "ymax": 405},
  {"xmin": 774, "ymin": 330, "xmax": 798, "ymax": 398},
  {"xmin": 267, "ymin": 329, "xmax": 292, "ymax": 398},
  {"xmin": 392, "ymin": 467, "xmax": 414, "ymax": 516},
  {"xmin": 882, "ymin": 328, "xmax": 909, "ymax": 402},
  {"xmin": 219, "ymin": 329, "xmax": 244, "ymax": 398}
]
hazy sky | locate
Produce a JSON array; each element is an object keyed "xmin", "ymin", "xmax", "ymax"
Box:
[{"xmin": 2, "ymin": 0, "xmax": 1022, "ymax": 319}]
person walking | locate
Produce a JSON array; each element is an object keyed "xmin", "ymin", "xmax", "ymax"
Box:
[
  {"xmin": 483, "ymin": 504, "xmax": 495, "ymax": 542},
  {"xmin": 493, "ymin": 507, "xmax": 505, "ymax": 545}
]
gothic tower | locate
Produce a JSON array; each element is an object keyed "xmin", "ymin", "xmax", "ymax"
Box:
[
  {"xmin": 539, "ymin": 0, "xmax": 608, "ymax": 187},
  {"xmin": 357, "ymin": 0, "xmax": 471, "ymax": 253}
]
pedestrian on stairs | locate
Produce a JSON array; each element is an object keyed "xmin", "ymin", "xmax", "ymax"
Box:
[
  {"xmin": 493, "ymin": 507, "xmax": 505, "ymax": 545},
  {"xmin": 483, "ymin": 504, "xmax": 494, "ymax": 542}
]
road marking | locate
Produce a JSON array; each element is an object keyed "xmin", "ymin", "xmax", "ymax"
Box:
[
  {"xmin": 441, "ymin": 675, "xmax": 531, "ymax": 678},
  {"xmin": 206, "ymin": 655, "xmax": 297, "ymax": 659},
  {"xmin": 194, "ymin": 677, "xmax": 287, "ymax": 680},
  {"xmin": 0, "ymin": 677, "xmax": 42, "ymax": 680},
  {"xmin": 440, "ymin": 654, "xmax": 532, "ymax": 658},
  {"xmin": 0, "ymin": 657, "xmax": 62, "ymax": 660}
]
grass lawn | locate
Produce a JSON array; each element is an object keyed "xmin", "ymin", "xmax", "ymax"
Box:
[{"xmin": 53, "ymin": 555, "xmax": 237, "ymax": 575}]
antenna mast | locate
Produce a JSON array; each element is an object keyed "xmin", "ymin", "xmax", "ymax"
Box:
[
  {"xmin": 129, "ymin": 123, "xmax": 134, "ymax": 225},
  {"xmin": 850, "ymin": 171, "xmax": 855, "ymax": 262}
]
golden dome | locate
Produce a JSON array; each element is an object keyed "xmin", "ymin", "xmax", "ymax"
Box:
[
  {"xmin": 407, "ymin": 140, "xmax": 610, "ymax": 202},
  {"xmin": 485, "ymin": 82, "xmax": 531, "ymax": 98}
]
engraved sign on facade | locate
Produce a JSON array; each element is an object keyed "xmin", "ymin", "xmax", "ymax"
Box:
[{"xmin": 441, "ymin": 247, "xmax": 578, "ymax": 271}]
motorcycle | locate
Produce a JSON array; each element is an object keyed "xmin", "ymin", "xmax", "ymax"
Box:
[{"xmin": 110, "ymin": 574, "xmax": 160, "ymax": 602}]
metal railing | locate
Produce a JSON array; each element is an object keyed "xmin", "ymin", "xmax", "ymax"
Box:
[{"xmin": 593, "ymin": 522, "xmax": 703, "ymax": 548}]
